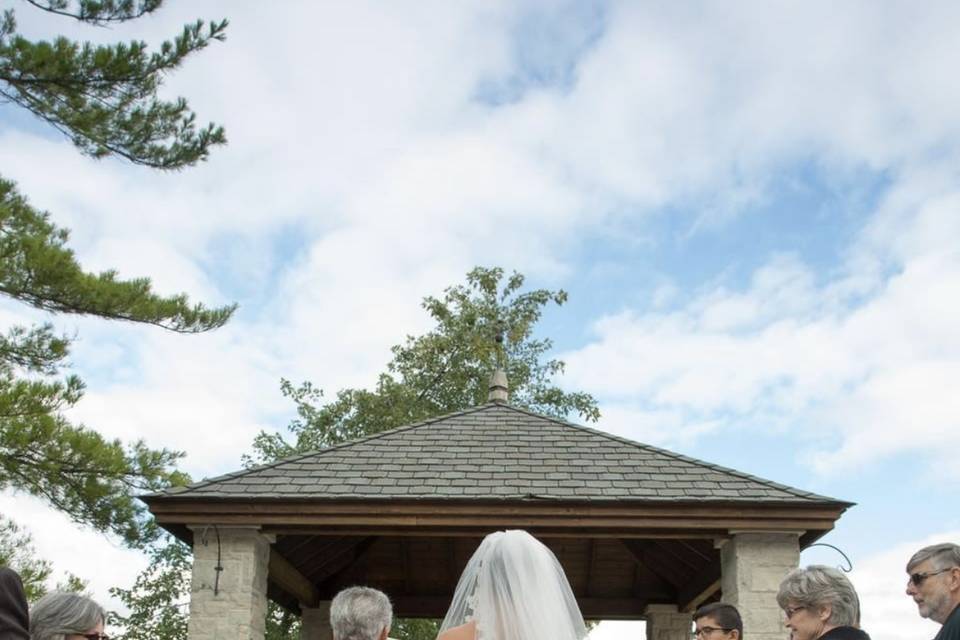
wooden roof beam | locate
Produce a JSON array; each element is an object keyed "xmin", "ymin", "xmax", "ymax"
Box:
[
  {"xmin": 313, "ymin": 537, "xmax": 378, "ymax": 589},
  {"xmin": 678, "ymin": 562, "xmax": 722, "ymax": 613},
  {"xmin": 293, "ymin": 536, "xmax": 369, "ymax": 578},
  {"xmin": 620, "ymin": 539, "xmax": 685, "ymax": 589},
  {"xmin": 269, "ymin": 549, "xmax": 320, "ymax": 608}
]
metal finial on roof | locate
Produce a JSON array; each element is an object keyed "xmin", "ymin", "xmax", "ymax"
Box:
[
  {"xmin": 488, "ymin": 368, "xmax": 508, "ymax": 403},
  {"xmin": 488, "ymin": 321, "xmax": 508, "ymax": 403}
]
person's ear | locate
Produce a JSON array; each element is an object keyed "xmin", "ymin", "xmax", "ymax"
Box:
[
  {"xmin": 817, "ymin": 604, "xmax": 832, "ymax": 623},
  {"xmin": 379, "ymin": 626, "xmax": 389, "ymax": 640},
  {"xmin": 948, "ymin": 567, "xmax": 960, "ymax": 592},
  {"xmin": 728, "ymin": 629, "xmax": 740, "ymax": 640}
]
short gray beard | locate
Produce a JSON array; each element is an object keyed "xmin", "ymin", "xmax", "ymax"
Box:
[{"xmin": 925, "ymin": 590, "xmax": 953, "ymax": 624}]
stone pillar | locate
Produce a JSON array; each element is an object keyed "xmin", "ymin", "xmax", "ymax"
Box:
[
  {"xmin": 187, "ymin": 526, "xmax": 273, "ymax": 640},
  {"xmin": 720, "ymin": 532, "xmax": 800, "ymax": 640},
  {"xmin": 645, "ymin": 604, "xmax": 692, "ymax": 640},
  {"xmin": 300, "ymin": 601, "xmax": 332, "ymax": 640}
]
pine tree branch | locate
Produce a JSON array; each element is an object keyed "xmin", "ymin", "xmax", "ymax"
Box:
[
  {"xmin": 0, "ymin": 283, "xmax": 235, "ymax": 333},
  {"xmin": 0, "ymin": 16, "xmax": 228, "ymax": 168},
  {"xmin": 23, "ymin": 0, "xmax": 164, "ymax": 26}
]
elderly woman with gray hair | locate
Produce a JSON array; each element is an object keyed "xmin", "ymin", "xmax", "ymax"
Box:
[
  {"xmin": 330, "ymin": 587, "xmax": 392, "ymax": 640},
  {"xmin": 777, "ymin": 565, "xmax": 870, "ymax": 640},
  {"xmin": 29, "ymin": 592, "xmax": 107, "ymax": 640}
]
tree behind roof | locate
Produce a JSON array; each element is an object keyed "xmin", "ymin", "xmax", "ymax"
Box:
[
  {"xmin": 247, "ymin": 266, "xmax": 599, "ymax": 464},
  {"xmin": 246, "ymin": 266, "xmax": 600, "ymax": 640},
  {"xmin": 0, "ymin": 0, "xmax": 233, "ymax": 547}
]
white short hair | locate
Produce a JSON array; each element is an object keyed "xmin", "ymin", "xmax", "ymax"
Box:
[{"xmin": 330, "ymin": 586, "xmax": 392, "ymax": 640}]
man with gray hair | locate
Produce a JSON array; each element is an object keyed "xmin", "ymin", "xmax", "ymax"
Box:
[
  {"xmin": 906, "ymin": 543, "xmax": 960, "ymax": 640},
  {"xmin": 330, "ymin": 587, "xmax": 393, "ymax": 640}
]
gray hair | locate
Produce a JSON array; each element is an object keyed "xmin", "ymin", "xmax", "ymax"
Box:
[
  {"xmin": 30, "ymin": 592, "xmax": 105, "ymax": 640},
  {"xmin": 777, "ymin": 565, "xmax": 860, "ymax": 627},
  {"xmin": 907, "ymin": 543, "xmax": 960, "ymax": 572},
  {"xmin": 330, "ymin": 587, "xmax": 392, "ymax": 640}
]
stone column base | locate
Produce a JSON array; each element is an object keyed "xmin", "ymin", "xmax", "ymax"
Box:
[
  {"xmin": 301, "ymin": 601, "xmax": 332, "ymax": 640},
  {"xmin": 646, "ymin": 604, "xmax": 692, "ymax": 640},
  {"xmin": 721, "ymin": 532, "xmax": 800, "ymax": 640}
]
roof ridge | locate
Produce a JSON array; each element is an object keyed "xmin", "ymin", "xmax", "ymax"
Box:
[
  {"xmin": 495, "ymin": 404, "xmax": 844, "ymax": 504},
  {"xmin": 148, "ymin": 403, "xmax": 495, "ymax": 497}
]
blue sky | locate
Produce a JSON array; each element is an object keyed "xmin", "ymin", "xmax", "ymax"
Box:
[{"xmin": 1, "ymin": 2, "xmax": 958, "ymax": 639}]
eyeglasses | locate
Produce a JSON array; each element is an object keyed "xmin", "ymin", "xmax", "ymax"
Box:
[
  {"xmin": 81, "ymin": 634, "xmax": 110, "ymax": 640},
  {"xmin": 694, "ymin": 627, "xmax": 733, "ymax": 637},
  {"xmin": 909, "ymin": 567, "xmax": 956, "ymax": 586},
  {"xmin": 783, "ymin": 606, "xmax": 806, "ymax": 619}
]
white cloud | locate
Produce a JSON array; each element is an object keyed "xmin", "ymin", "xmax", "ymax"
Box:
[{"xmin": 564, "ymin": 179, "xmax": 960, "ymax": 471}]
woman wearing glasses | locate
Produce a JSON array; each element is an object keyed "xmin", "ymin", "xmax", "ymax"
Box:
[
  {"xmin": 777, "ymin": 565, "xmax": 870, "ymax": 640},
  {"xmin": 29, "ymin": 592, "xmax": 108, "ymax": 640}
]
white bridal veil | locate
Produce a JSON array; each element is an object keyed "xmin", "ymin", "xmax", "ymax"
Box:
[{"xmin": 440, "ymin": 530, "xmax": 588, "ymax": 640}]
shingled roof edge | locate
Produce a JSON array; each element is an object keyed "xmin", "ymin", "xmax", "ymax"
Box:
[
  {"xmin": 492, "ymin": 404, "xmax": 852, "ymax": 507},
  {"xmin": 142, "ymin": 404, "xmax": 499, "ymax": 499},
  {"xmin": 144, "ymin": 402, "xmax": 852, "ymax": 507}
]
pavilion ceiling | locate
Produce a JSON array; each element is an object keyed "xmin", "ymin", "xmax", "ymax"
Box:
[{"xmin": 268, "ymin": 533, "xmax": 721, "ymax": 619}]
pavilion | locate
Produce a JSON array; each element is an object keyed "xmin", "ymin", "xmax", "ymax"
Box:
[{"xmin": 144, "ymin": 376, "xmax": 851, "ymax": 640}]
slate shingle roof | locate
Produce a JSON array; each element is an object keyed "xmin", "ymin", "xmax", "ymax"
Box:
[{"xmin": 150, "ymin": 403, "xmax": 843, "ymax": 503}]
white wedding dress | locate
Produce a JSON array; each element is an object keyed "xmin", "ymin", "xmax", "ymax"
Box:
[{"xmin": 439, "ymin": 530, "xmax": 587, "ymax": 640}]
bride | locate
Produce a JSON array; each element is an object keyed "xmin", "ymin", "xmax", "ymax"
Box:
[{"xmin": 438, "ymin": 530, "xmax": 588, "ymax": 640}]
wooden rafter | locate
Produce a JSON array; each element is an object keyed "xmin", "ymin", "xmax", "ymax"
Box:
[
  {"xmin": 314, "ymin": 537, "xmax": 378, "ymax": 591},
  {"xmin": 678, "ymin": 561, "xmax": 722, "ymax": 612},
  {"xmin": 269, "ymin": 549, "xmax": 320, "ymax": 608},
  {"xmin": 293, "ymin": 537, "xmax": 368, "ymax": 580},
  {"xmin": 620, "ymin": 539, "xmax": 685, "ymax": 589}
]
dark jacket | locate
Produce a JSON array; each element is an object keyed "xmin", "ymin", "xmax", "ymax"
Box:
[
  {"xmin": 935, "ymin": 603, "xmax": 960, "ymax": 640},
  {"xmin": 0, "ymin": 567, "xmax": 29, "ymax": 640},
  {"xmin": 819, "ymin": 626, "xmax": 871, "ymax": 640}
]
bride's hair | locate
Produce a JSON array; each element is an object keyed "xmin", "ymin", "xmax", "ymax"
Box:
[{"xmin": 440, "ymin": 530, "xmax": 587, "ymax": 640}]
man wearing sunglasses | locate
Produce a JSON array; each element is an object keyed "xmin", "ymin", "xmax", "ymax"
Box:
[{"xmin": 906, "ymin": 543, "xmax": 960, "ymax": 640}]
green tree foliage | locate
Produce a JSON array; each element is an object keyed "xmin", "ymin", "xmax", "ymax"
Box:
[
  {"xmin": 248, "ymin": 266, "xmax": 599, "ymax": 464},
  {"xmin": 109, "ymin": 536, "xmax": 191, "ymax": 640},
  {"xmin": 392, "ymin": 618, "xmax": 446, "ymax": 640},
  {"xmin": 0, "ymin": 515, "xmax": 87, "ymax": 600},
  {"xmin": 265, "ymin": 607, "xmax": 300, "ymax": 640},
  {"xmin": 0, "ymin": 2, "xmax": 226, "ymax": 168},
  {"xmin": 0, "ymin": 1, "xmax": 233, "ymax": 547},
  {"xmin": 0, "ymin": 515, "xmax": 51, "ymax": 601}
]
